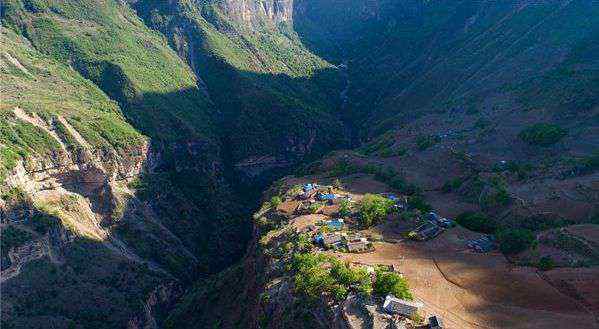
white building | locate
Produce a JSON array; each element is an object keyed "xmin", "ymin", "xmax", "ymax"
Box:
[{"xmin": 383, "ymin": 295, "xmax": 423, "ymax": 317}]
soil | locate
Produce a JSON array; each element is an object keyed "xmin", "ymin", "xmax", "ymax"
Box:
[
  {"xmin": 333, "ymin": 229, "xmax": 597, "ymax": 329},
  {"xmin": 281, "ymin": 173, "xmax": 599, "ymax": 328}
]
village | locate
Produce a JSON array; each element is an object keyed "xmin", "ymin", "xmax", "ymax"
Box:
[{"xmin": 266, "ymin": 179, "xmax": 502, "ymax": 329}]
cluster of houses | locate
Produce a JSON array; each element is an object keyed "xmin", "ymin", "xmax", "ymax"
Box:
[
  {"xmin": 409, "ymin": 212, "xmax": 455, "ymax": 241},
  {"xmin": 314, "ymin": 230, "xmax": 373, "ymax": 253},
  {"xmin": 299, "ymin": 183, "xmax": 351, "ymax": 205}
]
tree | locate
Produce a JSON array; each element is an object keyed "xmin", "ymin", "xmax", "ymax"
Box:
[
  {"xmin": 407, "ymin": 195, "xmax": 432, "ymax": 212},
  {"xmin": 497, "ymin": 228, "xmax": 535, "ymax": 254},
  {"xmin": 270, "ymin": 196, "xmax": 282, "ymax": 208},
  {"xmin": 338, "ymin": 199, "xmax": 352, "ymax": 218},
  {"xmin": 373, "ymin": 268, "xmax": 412, "ymax": 300},
  {"xmin": 455, "ymin": 212, "xmax": 497, "ymax": 233},
  {"xmin": 538, "ymin": 256, "xmax": 555, "ymax": 271},
  {"xmin": 519, "ymin": 123, "xmax": 567, "ymax": 146},
  {"xmin": 333, "ymin": 178, "xmax": 343, "ymax": 189},
  {"xmin": 358, "ymin": 194, "xmax": 394, "ymax": 227},
  {"xmin": 308, "ymin": 202, "xmax": 322, "ymax": 214}
]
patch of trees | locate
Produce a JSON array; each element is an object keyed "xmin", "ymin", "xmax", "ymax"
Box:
[
  {"xmin": 292, "ymin": 253, "xmax": 371, "ymax": 302},
  {"xmin": 519, "ymin": 123, "xmax": 567, "ymax": 146},
  {"xmin": 338, "ymin": 199, "xmax": 352, "ymax": 217},
  {"xmin": 357, "ymin": 194, "xmax": 394, "ymax": 227},
  {"xmin": 496, "ymin": 228, "xmax": 535, "ymax": 254},
  {"xmin": 373, "ymin": 267, "xmax": 413, "ymax": 300},
  {"xmin": 455, "ymin": 212, "xmax": 497, "ymax": 234},
  {"xmin": 415, "ymin": 135, "xmax": 440, "ymax": 151},
  {"xmin": 1, "ymin": 226, "xmax": 33, "ymax": 257},
  {"xmin": 292, "ymin": 253, "xmax": 412, "ymax": 302}
]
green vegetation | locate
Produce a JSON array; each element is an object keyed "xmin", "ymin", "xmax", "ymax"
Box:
[
  {"xmin": 308, "ymin": 202, "xmax": 322, "ymax": 214},
  {"xmin": 519, "ymin": 123, "xmax": 567, "ymax": 146},
  {"xmin": 544, "ymin": 231, "xmax": 599, "ymax": 265},
  {"xmin": 407, "ymin": 195, "xmax": 432, "ymax": 212},
  {"xmin": 441, "ymin": 177, "xmax": 463, "ymax": 193},
  {"xmin": 456, "ymin": 212, "xmax": 497, "ymax": 234},
  {"xmin": 538, "ymin": 256, "xmax": 555, "ymax": 271},
  {"xmin": 292, "ymin": 254, "xmax": 411, "ymax": 303},
  {"xmin": 338, "ymin": 199, "xmax": 352, "ymax": 218},
  {"xmin": 373, "ymin": 267, "xmax": 412, "ymax": 300},
  {"xmin": 269, "ymin": 196, "xmax": 282, "ymax": 208},
  {"xmin": 29, "ymin": 211, "xmax": 58, "ymax": 234},
  {"xmin": 292, "ymin": 253, "xmax": 371, "ymax": 302},
  {"xmin": 357, "ymin": 194, "xmax": 394, "ymax": 228},
  {"xmin": 497, "ymin": 228, "xmax": 535, "ymax": 254},
  {"xmin": 415, "ymin": 135, "xmax": 439, "ymax": 151},
  {"xmin": 388, "ymin": 177, "xmax": 421, "ymax": 196},
  {"xmin": 1, "ymin": 226, "xmax": 33, "ymax": 257},
  {"xmin": 494, "ymin": 161, "xmax": 534, "ymax": 180}
]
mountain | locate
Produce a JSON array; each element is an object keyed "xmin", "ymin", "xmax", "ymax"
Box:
[{"xmin": 0, "ymin": 0, "xmax": 597, "ymax": 328}]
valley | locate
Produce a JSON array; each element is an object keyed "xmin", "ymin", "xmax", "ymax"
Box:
[{"xmin": 1, "ymin": 0, "xmax": 598, "ymax": 328}]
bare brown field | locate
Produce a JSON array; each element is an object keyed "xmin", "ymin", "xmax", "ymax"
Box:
[{"xmin": 333, "ymin": 228, "xmax": 597, "ymax": 329}]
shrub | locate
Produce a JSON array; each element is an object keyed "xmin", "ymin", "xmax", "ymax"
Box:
[
  {"xmin": 373, "ymin": 267, "xmax": 412, "ymax": 300},
  {"xmin": 519, "ymin": 123, "xmax": 567, "ymax": 146},
  {"xmin": 29, "ymin": 212, "xmax": 58, "ymax": 234},
  {"xmin": 388, "ymin": 177, "xmax": 420, "ymax": 195},
  {"xmin": 407, "ymin": 196, "xmax": 432, "ymax": 212},
  {"xmin": 497, "ymin": 228, "xmax": 535, "ymax": 254},
  {"xmin": 481, "ymin": 187, "xmax": 510, "ymax": 208},
  {"xmin": 358, "ymin": 194, "xmax": 394, "ymax": 228},
  {"xmin": 538, "ymin": 256, "xmax": 555, "ymax": 271},
  {"xmin": 292, "ymin": 254, "xmax": 372, "ymax": 302},
  {"xmin": 1, "ymin": 226, "xmax": 33, "ymax": 257},
  {"xmin": 338, "ymin": 199, "xmax": 352, "ymax": 218},
  {"xmin": 441, "ymin": 177, "xmax": 463, "ymax": 193},
  {"xmin": 332, "ymin": 178, "xmax": 343, "ymax": 189},
  {"xmin": 270, "ymin": 196, "xmax": 282, "ymax": 208},
  {"xmin": 330, "ymin": 262, "xmax": 372, "ymax": 297},
  {"xmin": 416, "ymin": 135, "xmax": 439, "ymax": 150},
  {"xmin": 455, "ymin": 212, "xmax": 497, "ymax": 234},
  {"xmin": 308, "ymin": 202, "xmax": 322, "ymax": 214}
]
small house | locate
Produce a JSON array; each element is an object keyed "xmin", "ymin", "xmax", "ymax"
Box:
[
  {"xmin": 313, "ymin": 233, "xmax": 324, "ymax": 245},
  {"xmin": 427, "ymin": 212, "xmax": 454, "ymax": 228},
  {"xmin": 322, "ymin": 233, "xmax": 343, "ymax": 249},
  {"xmin": 387, "ymin": 194, "xmax": 399, "ymax": 202},
  {"xmin": 303, "ymin": 183, "xmax": 316, "ymax": 192},
  {"xmin": 467, "ymin": 235, "xmax": 496, "ymax": 253},
  {"xmin": 383, "ymin": 295, "xmax": 423, "ymax": 317},
  {"xmin": 299, "ymin": 188, "xmax": 317, "ymax": 200},
  {"xmin": 412, "ymin": 222, "xmax": 442, "ymax": 241},
  {"xmin": 318, "ymin": 193, "xmax": 337, "ymax": 203},
  {"xmin": 347, "ymin": 240, "xmax": 369, "ymax": 253},
  {"xmin": 326, "ymin": 219, "xmax": 344, "ymax": 231},
  {"xmin": 426, "ymin": 212, "xmax": 441, "ymax": 222},
  {"xmin": 429, "ymin": 315, "xmax": 443, "ymax": 328},
  {"xmin": 332, "ymin": 195, "xmax": 352, "ymax": 205}
]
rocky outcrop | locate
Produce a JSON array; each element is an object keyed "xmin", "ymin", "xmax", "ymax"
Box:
[{"xmin": 219, "ymin": 0, "xmax": 294, "ymax": 27}]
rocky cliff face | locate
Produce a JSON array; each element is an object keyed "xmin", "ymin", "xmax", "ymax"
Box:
[{"xmin": 219, "ymin": 0, "xmax": 293, "ymax": 27}]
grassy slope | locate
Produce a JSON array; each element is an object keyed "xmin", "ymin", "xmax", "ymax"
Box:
[
  {"xmin": 132, "ymin": 0, "xmax": 347, "ymax": 163},
  {"xmin": 295, "ymin": 0, "xmax": 599, "ymax": 136},
  {"xmin": 1, "ymin": 2, "xmax": 248, "ymax": 328},
  {"xmin": 0, "ymin": 28, "xmax": 144, "ymax": 179},
  {"xmin": 2, "ymin": 0, "xmax": 215, "ymax": 142}
]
